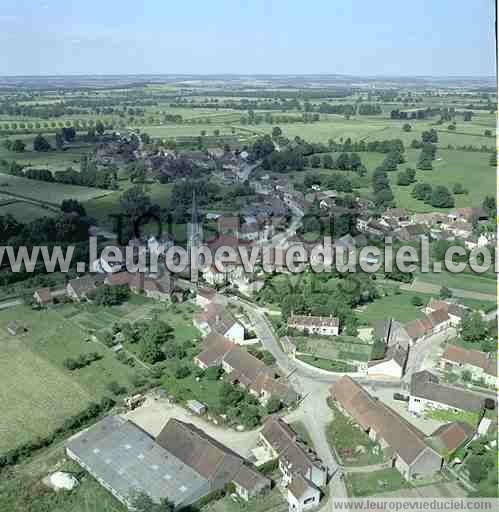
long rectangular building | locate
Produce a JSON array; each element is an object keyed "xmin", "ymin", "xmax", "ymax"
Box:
[
  {"xmin": 331, "ymin": 377, "xmax": 442, "ymax": 481},
  {"xmin": 66, "ymin": 416, "xmax": 270, "ymax": 509},
  {"xmin": 65, "ymin": 416, "xmax": 210, "ymax": 508}
]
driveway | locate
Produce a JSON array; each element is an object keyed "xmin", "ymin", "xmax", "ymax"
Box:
[
  {"xmin": 404, "ymin": 328, "xmax": 457, "ymax": 382},
  {"xmin": 124, "ymin": 397, "xmax": 261, "ymax": 458}
]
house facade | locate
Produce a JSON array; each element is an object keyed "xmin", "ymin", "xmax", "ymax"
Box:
[
  {"xmin": 259, "ymin": 417, "xmax": 327, "ymax": 489},
  {"xmin": 367, "ymin": 343, "xmax": 408, "ymax": 380},
  {"xmin": 287, "ymin": 473, "xmax": 321, "ymax": 512},
  {"xmin": 441, "ymin": 345, "xmax": 497, "ymax": 387},
  {"xmin": 287, "ymin": 315, "xmax": 339, "ymax": 336}
]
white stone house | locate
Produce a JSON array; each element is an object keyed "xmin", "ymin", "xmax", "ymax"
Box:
[
  {"xmin": 287, "ymin": 314, "xmax": 339, "ymax": 336},
  {"xmin": 287, "ymin": 474, "xmax": 321, "ymax": 512}
]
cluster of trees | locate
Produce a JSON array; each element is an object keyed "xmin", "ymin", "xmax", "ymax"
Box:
[
  {"xmin": 55, "ymin": 127, "xmax": 77, "ymax": 149},
  {"xmin": 315, "ymin": 103, "xmax": 381, "ymax": 116},
  {"xmin": 372, "ymin": 167, "xmax": 394, "ymax": 207},
  {"xmin": 411, "ymin": 183, "xmax": 454, "ymax": 208},
  {"xmin": 6, "ymin": 156, "xmax": 118, "ymax": 190},
  {"xmin": 93, "ymin": 285, "xmax": 130, "ymax": 306},
  {"xmin": 63, "ymin": 351, "xmax": 102, "ymax": 370},
  {"xmin": 396, "ymin": 167, "xmax": 416, "ymax": 186},
  {"xmin": 241, "ymin": 112, "xmax": 320, "ymax": 125},
  {"xmin": 261, "ymin": 148, "xmax": 306, "ymax": 173},
  {"xmin": 482, "ymin": 196, "xmax": 496, "ymax": 219},
  {"xmin": 460, "ymin": 312, "xmax": 496, "ymax": 352},
  {"xmin": 131, "ymin": 492, "xmax": 174, "ymax": 512},
  {"xmin": 304, "ymin": 171, "xmax": 357, "ymax": 193},
  {"xmin": 2, "ymin": 138, "xmax": 26, "ymax": 152},
  {"xmin": 316, "ymin": 103, "xmax": 356, "ymax": 116},
  {"xmin": 370, "ymin": 337, "xmax": 386, "ymax": 360},
  {"xmin": 328, "ymin": 138, "xmax": 405, "ymax": 155},
  {"xmin": 157, "ymin": 156, "xmax": 204, "ymax": 184},
  {"xmin": 248, "ymin": 135, "xmax": 275, "ymax": 161},
  {"xmin": 489, "ymin": 150, "xmax": 496, "ymax": 166},
  {"xmin": 0, "ymin": 209, "xmax": 92, "ymax": 248},
  {"xmin": 417, "ymin": 142, "xmax": 437, "ymax": 170},
  {"xmin": 465, "ymin": 437, "xmax": 498, "ymax": 497},
  {"xmin": 61, "ymin": 199, "xmax": 87, "ymax": 216},
  {"xmin": 390, "ymin": 107, "xmax": 444, "ymax": 120},
  {"xmin": 120, "ymin": 320, "xmax": 179, "ymax": 364},
  {"xmin": 259, "ymin": 272, "xmax": 377, "ymax": 335},
  {"xmin": 357, "ymin": 104, "xmax": 383, "ymax": 115},
  {"xmin": 33, "ymin": 134, "xmax": 51, "ymax": 151},
  {"xmin": 218, "ymin": 382, "xmax": 263, "ymax": 428},
  {"xmin": 452, "ymin": 183, "xmax": 468, "ymax": 195}
]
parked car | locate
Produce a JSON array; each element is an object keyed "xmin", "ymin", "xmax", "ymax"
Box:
[{"xmin": 393, "ymin": 392, "xmax": 409, "ymax": 402}]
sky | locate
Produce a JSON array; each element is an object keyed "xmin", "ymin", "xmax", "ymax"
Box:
[{"xmin": 0, "ymin": 0, "xmax": 495, "ymax": 76}]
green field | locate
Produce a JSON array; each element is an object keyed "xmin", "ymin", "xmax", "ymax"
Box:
[
  {"xmin": 0, "ymin": 201, "xmax": 57, "ymax": 222},
  {"xmin": 387, "ymin": 149, "xmax": 495, "ymax": 211},
  {"xmin": 415, "ymin": 271, "xmax": 497, "ymax": 296},
  {"xmin": 356, "ymin": 290, "xmax": 429, "ymax": 326},
  {"xmin": 0, "ymin": 457, "xmax": 126, "ymax": 512},
  {"xmin": 0, "ymin": 298, "xmax": 195, "ymax": 453},
  {"xmin": 241, "ymin": 111, "xmax": 495, "ymax": 147},
  {"xmin": 0, "ymin": 172, "xmax": 114, "ymax": 206}
]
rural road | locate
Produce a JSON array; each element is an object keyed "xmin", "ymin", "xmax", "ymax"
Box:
[{"xmin": 229, "ymin": 295, "xmax": 349, "ymax": 500}]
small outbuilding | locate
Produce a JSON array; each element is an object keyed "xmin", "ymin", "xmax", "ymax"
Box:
[{"xmin": 187, "ymin": 399, "xmax": 207, "ymax": 415}]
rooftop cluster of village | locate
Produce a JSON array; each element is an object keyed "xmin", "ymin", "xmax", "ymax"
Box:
[{"xmin": 0, "ymin": 77, "xmax": 497, "ymax": 510}]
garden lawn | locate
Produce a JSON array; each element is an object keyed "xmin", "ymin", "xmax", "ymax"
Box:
[
  {"xmin": 356, "ymin": 291, "xmax": 428, "ymax": 325},
  {"xmin": 345, "ymin": 468, "xmax": 411, "ymax": 497},
  {"xmin": 326, "ymin": 403, "xmax": 383, "ymax": 467},
  {"xmin": 426, "ymin": 408, "xmax": 480, "ymax": 427},
  {"xmin": 298, "ymin": 355, "xmax": 357, "ymax": 373}
]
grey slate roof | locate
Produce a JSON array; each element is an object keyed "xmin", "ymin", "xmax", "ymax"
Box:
[
  {"xmin": 65, "ymin": 416, "xmax": 209, "ymax": 507},
  {"xmin": 410, "ymin": 371, "xmax": 484, "ymax": 413}
]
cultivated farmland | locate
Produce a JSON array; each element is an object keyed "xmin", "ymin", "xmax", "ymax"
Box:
[{"xmin": 0, "ymin": 173, "xmax": 114, "ymax": 205}]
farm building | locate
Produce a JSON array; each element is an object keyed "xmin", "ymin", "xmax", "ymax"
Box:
[
  {"xmin": 331, "ymin": 377, "xmax": 443, "ymax": 481},
  {"xmin": 187, "ymin": 400, "xmax": 207, "ymax": 415},
  {"xmin": 66, "ymin": 416, "xmax": 269, "ymax": 508},
  {"xmin": 33, "ymin": 287, "xmax": 52, "ymax": 306},
  {"xmin": 367, "ymin": 342, "xmax": 409, "ymax": 380},
  {"xmin": 408, "ymin": 371, "xmax": 485, "ymax": 416}
]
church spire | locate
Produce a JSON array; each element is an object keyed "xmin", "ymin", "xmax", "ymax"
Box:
[{"xmin": 191, "ymin": 189, "xmax": 199, "ymax": 226}]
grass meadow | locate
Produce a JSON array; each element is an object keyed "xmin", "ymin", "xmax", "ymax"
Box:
[
  {"xmin": 0, "ymin": 172, "xmax": 114, "ymax": 205},
  {"xmin": 0, "ymin": 299, "xmax": 198, "ymax": 453}
]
